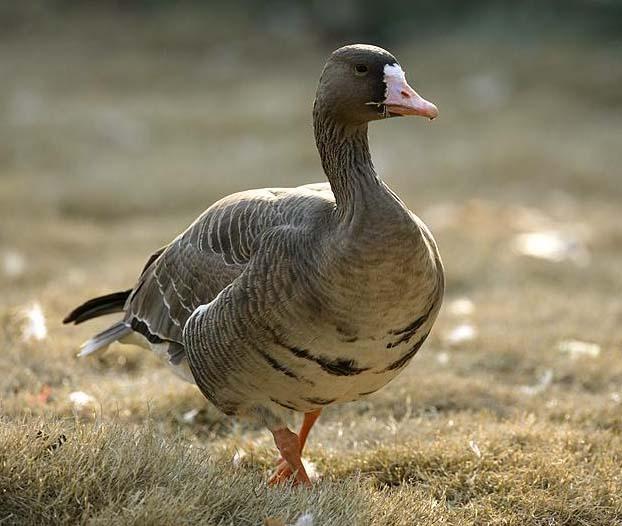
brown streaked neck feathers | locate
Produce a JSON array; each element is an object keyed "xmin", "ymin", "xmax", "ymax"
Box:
[{"xmin": 312, "ymin": 105, "xmax": 380, "ymax": 213}]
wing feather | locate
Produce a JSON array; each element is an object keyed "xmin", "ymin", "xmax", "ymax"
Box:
[{"xmin": 124, "ymin": 185, "xmax": 334, "ymax": 344}]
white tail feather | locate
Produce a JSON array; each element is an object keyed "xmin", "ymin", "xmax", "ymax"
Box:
[{"xmin": 77, "ymin": 322, "xmax": 131, "ymax": 357}]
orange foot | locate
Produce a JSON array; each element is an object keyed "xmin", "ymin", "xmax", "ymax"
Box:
[
  {"xmin": 269, "ymin": 428, "xmax": 311, "ymax": 486},
  {"xmin": 268, "ymin": 410, "xmax": 321, "ymax": 486},
  {"xmin": 268, "ymin": 458, "xmax": 295, "ymax": 485}
]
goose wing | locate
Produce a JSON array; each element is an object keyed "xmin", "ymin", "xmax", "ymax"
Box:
[{"xmin": 124, "ymin": 184, "xmax": 333, "ymax": 344}]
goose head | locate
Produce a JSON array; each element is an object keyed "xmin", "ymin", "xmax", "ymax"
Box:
[{"xmin": 314, "ymin": 44, "xmax": 438, "ymax": 127}]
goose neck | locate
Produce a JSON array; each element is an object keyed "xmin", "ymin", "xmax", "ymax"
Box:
[{"xmin": 313, "ymin": 110, "xmax": 379, "ymax": 212}]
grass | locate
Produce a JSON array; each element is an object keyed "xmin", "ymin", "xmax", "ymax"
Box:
[{"xmin": 1, "ymin": 9, "xmax": 622, "ymax": 526}]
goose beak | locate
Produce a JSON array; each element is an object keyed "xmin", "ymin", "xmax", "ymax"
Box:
[{"xmin": 383, "ymin": 64, "xmax": 438, "ymax": 120}]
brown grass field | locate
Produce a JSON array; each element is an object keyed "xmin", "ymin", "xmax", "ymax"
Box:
[{"xmin": 1, "ymin": 9, "xmax": 622, "ymax": 526}]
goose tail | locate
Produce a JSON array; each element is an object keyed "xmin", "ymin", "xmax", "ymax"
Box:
[
  {"xmin": 77, "ymin": 321, "xmax": 132, "ymax": 357},
  {"xmin": 63, "ymin": 289, "xmax": 132, "ymax": 325}
]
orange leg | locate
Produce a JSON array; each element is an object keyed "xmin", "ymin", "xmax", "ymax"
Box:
[
  {"xmin": 298, "ymin": 409, "xmax": 322, "ymax": 450},
  {"xmin": 269, "ymin": 410, "xmax": 321, "ymax": 485},
  {"xmin": 270, "ymin": 427, "xmax": 311, "ymax": 486}
]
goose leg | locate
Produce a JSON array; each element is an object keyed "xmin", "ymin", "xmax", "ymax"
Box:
[
  {"xmin": 270, "ymin": 427, "xmax": 311, "ymax": 486},
  {"xmin": 298, "ymin": 409, "xmax": 322, "ymax": 450},
  {"xmin": 269, "ymin": 410, "xmax": 321, "ymax": 485}
]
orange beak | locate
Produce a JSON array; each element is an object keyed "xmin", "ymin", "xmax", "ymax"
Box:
[{"xmin": 383, "ymin": 64, "xmax": 438, "ymax": 120}]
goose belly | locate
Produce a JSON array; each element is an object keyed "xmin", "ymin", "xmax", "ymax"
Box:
[
  {"xmin": 255, "ymin": 252, "xmax": 443, "ymax": 412},
  {"xmin": 255, "ymin": 332, "xmax": 428, "ymax": 415},
  {"xmin": 258, "ymin": 297, "xmax": 440, "ymax": 414}
]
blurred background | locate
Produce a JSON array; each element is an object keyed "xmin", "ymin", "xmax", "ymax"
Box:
[
  {"xmin": 0, "ymin": 0, "xmax": 621, "ymax": 404},
  {"xmin": 1, "ymin": 1, "xmax": 621, "ymax": 307},
  {"xmin": 1, "ymin": 4, "xmax": 622, "ymax": 522},
  {"xmin": 1, "ymin": 1, "xmax": 621, "ymax": 304}
]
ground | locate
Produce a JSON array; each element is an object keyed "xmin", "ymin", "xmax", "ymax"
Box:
[{"xmin": 1, "ymin": 11, "xmax": 622, "ymax": 526}]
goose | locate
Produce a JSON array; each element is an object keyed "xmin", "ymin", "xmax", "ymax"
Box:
[{"xmin": 64, "ymin": 44, "xmax": 444, "ymax": 486}]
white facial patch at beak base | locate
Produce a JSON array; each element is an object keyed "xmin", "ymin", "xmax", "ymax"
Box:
[
  {"xmin": 382, "ymin": 63, "xmax": 438, "ymax": 119},
  {"xmin": 383, "ymin": 63, "xmax": 408, "ymax": 97}
]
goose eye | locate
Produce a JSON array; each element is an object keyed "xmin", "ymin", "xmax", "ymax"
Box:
[{"xmin": 354, "ymin": 64, "xmax": 368, "ymax": 76}]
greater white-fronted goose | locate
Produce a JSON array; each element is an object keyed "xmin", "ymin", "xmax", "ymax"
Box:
[{"xmin": 64, "ymin": 44, "xmax": 444, "ymax": 485}]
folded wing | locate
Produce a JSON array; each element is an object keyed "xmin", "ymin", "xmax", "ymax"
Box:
[{"xmin": 124, "ymin": 184, "xmax": 333, "ymax": 345}]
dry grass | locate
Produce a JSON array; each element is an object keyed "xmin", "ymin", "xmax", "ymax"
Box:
[{"xmin": 1, "ymin": 10, "xmax": 622, "ymax": 526}]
